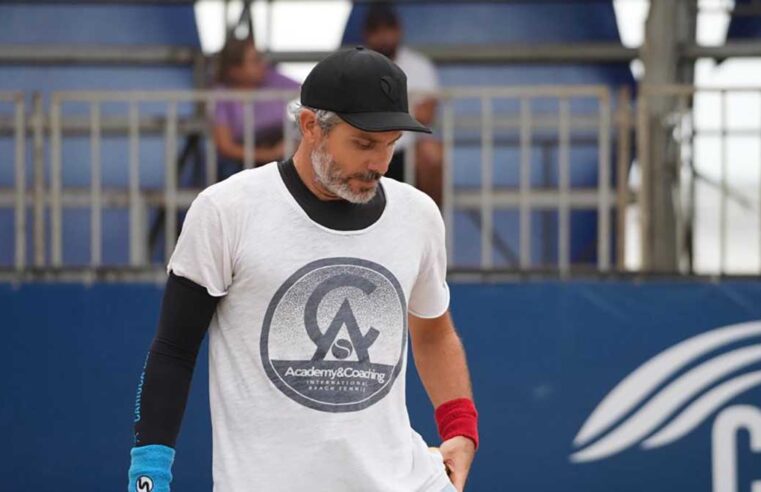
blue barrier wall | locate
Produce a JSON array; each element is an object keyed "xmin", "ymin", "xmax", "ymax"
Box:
[{"xmin": 2, "ymin": 280, "xmax": 760, "ymax": 491}]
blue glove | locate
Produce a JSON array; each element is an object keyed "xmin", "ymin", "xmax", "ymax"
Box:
[{"xmin": 128, "ymin": 445, "xmax": 175, "ymax": 492}]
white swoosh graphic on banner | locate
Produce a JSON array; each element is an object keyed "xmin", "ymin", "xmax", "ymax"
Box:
[
  {"xmin": 571, "ymin": 344, "xmax": 761, "ymax": 462},
  {"xmin": 573, "ymin": 321, "xmax": 761, "ymax": 448},
  {"xmin": 641, "ymin": 370, "xmax": 761, "ymax": 449}
]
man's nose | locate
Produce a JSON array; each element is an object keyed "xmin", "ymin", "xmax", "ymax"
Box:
[{"xmin": 367, "ymin": 149, "xmax": 393, "ymax": 175}]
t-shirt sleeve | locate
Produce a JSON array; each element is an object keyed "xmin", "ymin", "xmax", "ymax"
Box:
[
  {"xmin": 408, "ymin": 199, "xmax": 450, "ymax": 318},
  {"xmin": 417, "ymin": 56, "xmax": 440, "ymax": 93},
  {"xmin": 166, "ymin": 193, "xmax": 233, "ymax": 297},
  {"xmin": 403, "ymin": 50, "xmax": 439, "ymax": 96}
]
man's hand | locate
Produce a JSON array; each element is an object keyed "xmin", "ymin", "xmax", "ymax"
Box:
[{"xmin": 439, "ymin": 436, "xmax": 476, "ymax": 492}]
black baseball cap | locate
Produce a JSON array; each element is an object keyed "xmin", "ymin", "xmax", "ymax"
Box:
[{"xmin": 300, "ymin": 46, "xmax": 432, "ymax": 134}]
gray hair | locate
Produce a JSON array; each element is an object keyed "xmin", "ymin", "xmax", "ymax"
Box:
[{"xmin": 290, "ymin": 102, "xmax": 343, "ymax": 136}]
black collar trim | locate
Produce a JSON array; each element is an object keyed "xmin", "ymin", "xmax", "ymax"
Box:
[{"xmin": 276, "ymin": 158, "xmax": 386, "ymax": 231}]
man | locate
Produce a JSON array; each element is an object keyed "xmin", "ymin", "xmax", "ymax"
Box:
[
  {"xmin": 363, "ymin": 1, "xmax": 444, "ymax": 206},
  {"xmin": 128, "ymin": 47, "xmax": 478, "ymax": 492}
]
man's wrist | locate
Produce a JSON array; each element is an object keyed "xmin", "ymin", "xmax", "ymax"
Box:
[
  {"xmin": 435, "ymin": 398, "xmax": 479, "ymax": 450},
  {"xmin": 128, "ymin": 444, "xmax": 175, "ymax": 492}
]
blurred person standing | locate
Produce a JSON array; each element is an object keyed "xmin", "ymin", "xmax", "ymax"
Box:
[
  {"xmin": 363, "ymin": 1, "xmax": 444, "ymax": 206},
  {"xmin": 213, "ymin": 38, "xmax": 300, "ymax": 180}
]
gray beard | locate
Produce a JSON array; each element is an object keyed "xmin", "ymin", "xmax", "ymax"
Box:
[{"xmin": 310, "ymin": 142, "xmax": 379, "ymax": 204}]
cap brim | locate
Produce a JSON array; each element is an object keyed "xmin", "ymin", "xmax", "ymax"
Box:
[{"xmin": 337, "ymin": 111, "xmax": 432, "ymax": 134}]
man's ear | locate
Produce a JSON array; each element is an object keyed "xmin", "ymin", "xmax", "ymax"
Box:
[{"xmin": 299, "ymin": 109, "xmax": 320, "ymax": 145}]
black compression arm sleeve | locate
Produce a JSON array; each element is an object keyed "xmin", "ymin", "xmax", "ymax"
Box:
[{"xmin": 133, "ymin": 271, "xmax": 220, "ymax": 448}]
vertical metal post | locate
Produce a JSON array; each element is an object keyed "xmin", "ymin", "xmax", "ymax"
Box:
[
  {"xmin": 637, "ymin": 90, "xmax": 650, "ymax": 270},
  {"xmin": 32, "ymin": 93, "xmax": 45, "ymax": 267},
  {"xmin": 14, "ymin": 94, "xmax": 26, "ymax": 271},
  {"xmin": 640, "ymin": 0, "xmax": 697, "ymax": 272},
  {"xmin": 616, "ymin": 87, "xmax": 631, "ymax": 272},
  {"xmin": 266, "ymin": 0, "xmax": 274, "ymax": 52},
  {"xmin": 598, "ymin": 90, "xmax": 612, "ymax": 271},
  {"xmin": 540, "ymin": 143, "xmax": 554, "ymax": 266},
  {"xmin": 243, "ymin": 96, "xmax": 254, "ymax": 169},
  {"xmin": 128, "ymin": 99, "xmax": 143, "ymax": 266},
  {"xmin": 442, "ymin": 98, "xmax": 455, "ymax": 265},
  {"xmin": 50, "ymin": 95, "xmax": 63, "ymax": 267},
  {"xmin": 90, "ymin": 102, "xmax": 102, "ymax": 267},
  {"xmin": 720, "ymin": 90, "xmax": 727, "ymax": 274},
  {"xmin": 165, "ymin": 102, "xmax": 178, "ymax": 261},
  {"xmin": 519, "ymin": 98, "xmax": 532, "ymax": 269},
  {"xmin": 205, "ymin": 98, "xmax": 218, "ymax": 185},
  {"xmin": 687, "ymin": 92, "xmax": 697, "ymax": 275},
  {"xmin": 192, "ymin": 53, "xmax": 206, "ymax": 91},
  {"xmin": 676, "ymin": 93, "xmax": 689, "ymax": 273},
  {"xmin": 223, "ymin": 0, "xmax": 231, "ymax": 43},
  {"xmin": 481, "ymin": 95, "xmax": 494, "ymax": 268},
  {"xmin": 558, "ymin": 98, "xmax": 571, "ymax": 274}
]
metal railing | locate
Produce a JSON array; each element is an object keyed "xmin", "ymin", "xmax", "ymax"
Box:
[
  {"xmin": 46, "ymin": 89, "xmax": 298, "ymax": 269},
  {"xmin": 0, "ymin": 92, "xmax": 25, "ymax": 271},
  {"xmin": 0, "ymin": 86, "xmax": 623, "ymax": 280},
  {"xmin": 637, "ymin": 85, "xmax": 761, "ymax": 276},
  {"xmin": 438, "ymin": 85, "xmax": 616, "ymax": 273},
  {"xmin": 3, "ymin": 84, "xmax": 760, "ymax": 281}
]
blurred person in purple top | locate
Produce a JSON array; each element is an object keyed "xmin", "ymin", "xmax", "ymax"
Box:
[{"xmin": 213, "ymin": 38, "xmax": 300, "ymax": 180}]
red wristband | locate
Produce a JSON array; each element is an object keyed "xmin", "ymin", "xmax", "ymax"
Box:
[{"xmin": 434, "ymin": 397, "xmax": 479, "ymax": 450}]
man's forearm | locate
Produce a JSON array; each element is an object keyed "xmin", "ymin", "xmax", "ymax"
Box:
[
  {"xmin": 134, "ymin": 272, "xmax": 217, "ymax": 446},
  {"xmin": 410, "ymin": 314, "xmax": 473, "ymax": 408},
  {"xmin": 410, "ymin": 311, "xmax": 478, "ymax": 490},
  {"xmin": 128, "ymin": 272, "xmax": 218, "ymax": 492},
  {"xmin": 413, "ymin": 98, "xmax": 438, "ymax": 127}
]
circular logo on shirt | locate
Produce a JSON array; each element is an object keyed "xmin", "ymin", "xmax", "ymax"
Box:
[{"xmin": 261, "ymin": 257, "xmax": 407, "ymax": 412}]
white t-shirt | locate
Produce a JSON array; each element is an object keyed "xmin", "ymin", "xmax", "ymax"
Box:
[
  {"xmin": 167, "ymin": 162, "xmax": 452, "ymax": 492},
  {"xmin": 394, "ymin": 47, "xmax": 440, "ymax": 153}
]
